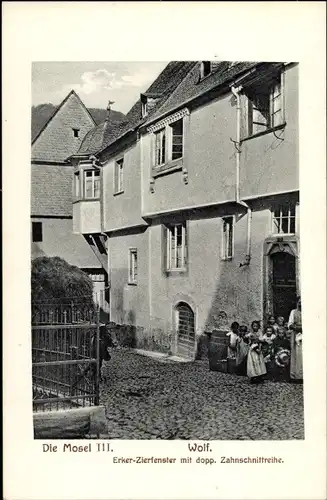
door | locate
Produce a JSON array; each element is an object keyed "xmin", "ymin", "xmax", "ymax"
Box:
[
  {"xmin": 271, "ymin": 252, "xmax": 297, "ymax": 320},
  {"xmin": 176, "ymin": 302, "xmax": 195, "ymax": 359}
]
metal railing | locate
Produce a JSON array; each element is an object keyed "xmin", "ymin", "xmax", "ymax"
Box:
[{"xmin": 32, "ymin": 301, "xmax": 100, "ymax": 412}]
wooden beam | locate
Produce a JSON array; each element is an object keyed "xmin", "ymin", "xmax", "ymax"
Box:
[{"xmin": 33, "ymin": 406, "xmax": 107, "ymax": 439}]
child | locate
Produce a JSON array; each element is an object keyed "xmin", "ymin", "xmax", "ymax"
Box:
[
  {"xmin": 267, "ymin": 315, "xmax": 278, "ymax": 334},
  {"xmin": 247, "ymin": 332, "xmax": 267, "ymax": 384},
  {"xmin": 235, "ymin": 325, "xmax": 249, "ymax": 376},
  {"xmin": 260, "ymin": 325, "xmax": 276, "ymax": 363},
  {"xmin": 226, "ymin": 321, "xmax": 239, "ymax": 359},
  {"xmin": 260, "ymin": 325, "xmax": 277, "ymax": 344},
  {"xmin": 276, "ymin": 316, "xmax": 287, "ymax": 337},
  {"xmin": 250, "ymin": 320, "xmax": 262, "ymax": 338},
  {"xmin": 273, "ymin": 325, "xmax": 291, "ymax": 351}
]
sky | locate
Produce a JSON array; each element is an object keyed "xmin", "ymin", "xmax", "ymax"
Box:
[{"xmin": 32, "ymin": 62, "xmax": 168, "ymax": 114}]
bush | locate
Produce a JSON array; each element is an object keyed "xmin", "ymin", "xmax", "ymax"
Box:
[{"xmin": 31, "ymin": 256, "xmax": 94, "ymax": 307}]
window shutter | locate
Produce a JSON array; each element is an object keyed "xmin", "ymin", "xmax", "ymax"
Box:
[{"xmin": 114, "ymin": 162, "xmax": 118, "ymax": 193}]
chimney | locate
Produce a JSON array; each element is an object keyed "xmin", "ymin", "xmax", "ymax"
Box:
[{"xmin": 106, "ymin": 100, "xmax": 115, "ymax": 121}]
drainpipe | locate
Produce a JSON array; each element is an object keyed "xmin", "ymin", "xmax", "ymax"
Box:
[{"xmin": 230, "ymin": 85, "xmax": 252, "ymax": 267}]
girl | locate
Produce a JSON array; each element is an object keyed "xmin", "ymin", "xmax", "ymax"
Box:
[
  {"xmin": 235, "ymin": 325, "xmax": 249, "ymax": 376},
  {"xmin": 226, "ymin": 321, "xmax": 239, "ymax": 359},
  {"xmin": 250, "ymin": 320, "xmax": 262, "ymax": 338},
  {"xmin": 260, "ymin": 325, "xmax": 277, "ymax": 345},
  {"xmin": 267, "ymin": 315, "xmax": 278, "ymax": 334},
  {"xmin": 247, "ymin": 332, "xmax": 267, "ymax": 384},
  {"xmin": 260, "ymin": 325, "xmax": 277, "ymax": 377}
]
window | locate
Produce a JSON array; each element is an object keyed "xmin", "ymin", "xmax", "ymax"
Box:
[
  {"xmin": 170, "ymin": 119, "xmax": 183, "ymax": 160},
  {"xmin": 73, "ymin": 128, "xmax": 80, "ymax": 138},
  {"xmin": 222, "ymin": 217, "xmax": 234, "ymax": 260},
  {"xmin": 272, "ymin": 204, "xmax": 296, "ymax": 235},
  {"xmin": 114, "ymin": 158, "xmax": 124, "ymax": 194},
  {"xmin": 32, "ymin": 222, "xmax": 42, "ymax": 242},
  {"xmin": 128, "ymin": 249, "xmax": 138, "ymax": 284},
  {"xmin": 200, "ymin": 61, "xmax": 212, "ymax": 79},
  {"xmin": 153, "ymin": 118, "xmax": 184, "ymax": 168},
  {"xmin": 246, "ymin": 73, "xmax": 283, "ymax": 136},
  {"xmin": 154, "ymin": 129, "xmax": 166, "ymax": 166},
  {"xmin": 141, "ymin": 101, "xmax": 148, "ymax": 118},
  {"xmin": 166, "ymin": 222, "xmax": 187, "ymax": 271},
  {"xmin": 84, "ymin": 170, "xmax": 100, "ymax": 199},
  {"xmin": 74, "ymin": 171, "xmax": 80, "ymax": 198}
]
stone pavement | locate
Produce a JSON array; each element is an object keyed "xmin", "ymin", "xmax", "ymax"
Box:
[{"xmin": 100, "ymin": 349, "xmax": 304, "ymax": 440}]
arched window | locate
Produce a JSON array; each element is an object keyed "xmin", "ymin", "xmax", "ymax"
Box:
[{"xmin": 176, "ymin": 302, "xmax": 195, "ymax": 359}]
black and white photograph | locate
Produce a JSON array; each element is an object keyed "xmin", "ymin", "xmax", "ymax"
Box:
[
  {"xmin": 31, "ymin": 60, "xmax": 304, "ymax": 440},
  {"xmin": 3, "ymin": 3, "xmax": 326, "ymax": 500}
]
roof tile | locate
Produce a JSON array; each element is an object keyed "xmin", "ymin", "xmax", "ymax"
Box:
[
  {"xmin": 32, "ymin": 91, "xmax": 96, "ymax": 162},
  {"xmin": 31, "ymin": 165, "xmax": 73, "ymax": 216}
]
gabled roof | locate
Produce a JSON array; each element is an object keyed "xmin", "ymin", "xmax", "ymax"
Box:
[
  {"xmin": 32, "ymin": 90, "xmax": 96, "ymax": 145},
  {"xmin": 32, "ymin": 90, "xmax": 98, "ymax": 163}
]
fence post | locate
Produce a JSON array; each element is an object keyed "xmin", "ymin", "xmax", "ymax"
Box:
[{"xmin": 94, "ymin": 304, "xmax": 100, "ymax": 406}]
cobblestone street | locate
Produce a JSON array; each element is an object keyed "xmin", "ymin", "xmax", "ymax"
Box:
[{"xmin": 100, "ymin": 349, "xmax": 304, "ymax": 440}]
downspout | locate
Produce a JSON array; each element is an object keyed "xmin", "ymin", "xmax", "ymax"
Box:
[{"xmin": 230, "ymin": 85, "xmax": 252, "ymax": 267}]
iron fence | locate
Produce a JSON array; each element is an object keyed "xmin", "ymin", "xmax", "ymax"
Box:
[{"xmin": 32, "ymin": 301, "xmax": 100, "ymax": 412}]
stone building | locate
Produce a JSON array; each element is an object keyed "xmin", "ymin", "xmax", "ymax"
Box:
[{"xmin": 71, "ymin": 61, "xmax": 299, "ymax": 358}]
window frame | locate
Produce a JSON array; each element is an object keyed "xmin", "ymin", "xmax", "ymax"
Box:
[
  {"xmin": 200, "ymin": 61, "xmax": 212, "ymax": 80},
  {"xmin": 271, "ymin": 203, "xmax": 297, "ymax": 236},
  {"xmin": 244, "ymin": 70, "xmax": 285, "ymax": 140},
  {"xmin": 128, "ymin": 248, "xmax": 138, "ymax": 285},
  {"xmin": 114, "ymin": 158, "xmax": 124, "ymax": 195},
  {"xmin": 74, "ymin": 171, "xmax": 80, "ymax": 199},
  {"xmin": 83, "ymin": 169, "xmax": 101, "ymax": 199},
  {"xmin": 165, "ymin": 221, "xmax": 188, "ymax": 273},
  {"xmin": 141, "ymin": 100, "xmax": 148, "ymax": 119},
  {"xmin": 154, "ymin": 128, "xmax": 166, "ymax": 167},
  {"xmin": 221, "ymin": 216, "xmax": 234, "ymax": 261},
  {"xmin": 32, "ymin": 221, "xmax": 43, "ymax": 243},
  {"xmin": 152, "ymin": 117, "xmax": 184, "ymax": 171}
]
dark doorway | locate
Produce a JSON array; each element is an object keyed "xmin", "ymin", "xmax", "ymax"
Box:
[
  {"xmin": 271, "ymin": 252, "xmax": 297, "ymax": 320},
  {"xmin": 176, "ymin": 302, "xmax": 195, "ymax": 359}
]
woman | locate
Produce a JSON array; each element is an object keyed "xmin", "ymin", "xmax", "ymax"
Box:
[{"xmin": 288, "ymin": 296, "xmax": 303, "ymax": 383}]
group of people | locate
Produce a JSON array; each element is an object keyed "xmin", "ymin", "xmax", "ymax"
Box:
[{"xmin": 226, "ymin": 297, "xmax": 303, "ymax": 384}]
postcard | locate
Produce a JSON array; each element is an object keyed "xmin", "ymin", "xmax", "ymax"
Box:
[{"xmin": 3, "ymin": 2, "xmax": 326, "ymax": 499}]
